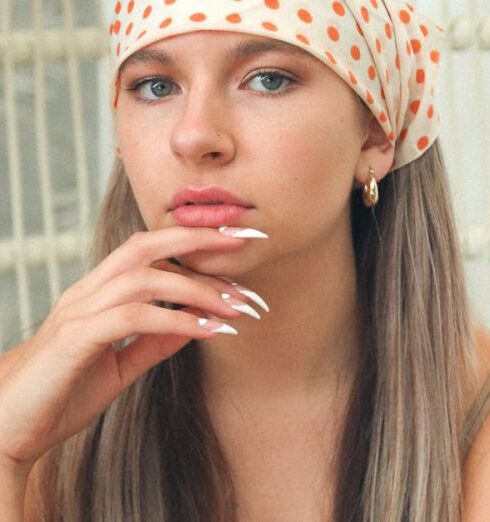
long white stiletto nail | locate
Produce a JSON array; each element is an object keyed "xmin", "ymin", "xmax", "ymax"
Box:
[
  {"xmin": 219, "ymin": 227, "xmax": 269, "ymax": 238},
  {"xmin": 230, "ymin": 284, "xmax": 270, "ymax": 312},
  {"xmin": 198, "ymin": 317, "xmax": 238, "ymax": 335},
  {"xmin": 221, "ymin": 293, "xmax": 261, "ymax": 320}
]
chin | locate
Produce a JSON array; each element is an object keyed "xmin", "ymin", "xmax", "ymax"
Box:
[{"xmin": 174, "ymin": 248, "xmax": 259, "ymax": 277}]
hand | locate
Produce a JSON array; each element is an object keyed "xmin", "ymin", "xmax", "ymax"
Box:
[{"xmin": 0, "ymin": 226, "xmax": 264, "ymax": 474}]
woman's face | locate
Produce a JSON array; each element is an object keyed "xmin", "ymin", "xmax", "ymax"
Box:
[{"xmin": 116, "ymin": 30, "xmax": 370, "ymax": 275}]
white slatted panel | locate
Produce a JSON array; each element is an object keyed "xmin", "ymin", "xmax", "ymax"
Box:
[
  {"xmin": 32, "ymin": 0, "xmax": 62, "ymax": 310},
  {"xmin": 1, "ymin": 0, "xmax": 33, "ymax": 340},
  {"xmin": 0, "ymin": 0, "xmax": 105, "ymax": 348},
  {"xmin": 1, "ymin": 0, "xmax": 489, "ymax": 351}
]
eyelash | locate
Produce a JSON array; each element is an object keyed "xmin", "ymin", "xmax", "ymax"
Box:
[{"xmin": 123, "ymin": 69, "xmax": 298, "ymax": 105}]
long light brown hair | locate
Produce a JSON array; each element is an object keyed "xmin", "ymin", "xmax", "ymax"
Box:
[{"xmin": 33, "ymin": 140, "xmax": 490, "ymax": 521}]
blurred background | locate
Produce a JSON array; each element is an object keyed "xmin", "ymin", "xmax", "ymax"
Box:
[{"xmin": 0, "ymin": 0, "xmax": 489, "ymax": 350}]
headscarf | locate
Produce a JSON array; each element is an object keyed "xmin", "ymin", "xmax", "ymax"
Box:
[{"xmin": 109, "ymin": 0, "xmax": 445, "ymax": 170}]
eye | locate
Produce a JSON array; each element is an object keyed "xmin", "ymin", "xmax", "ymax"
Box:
[
  {"xmin": 134, "ymin": 78, "xmax": 175, "ymax": 102},
  {"xmin": 245, "ymin": 69, "xmax": 297, "ymax": 97},
  {"xmin": 123, "ymin": 69, "xmax": 297, "ymax": 105}
]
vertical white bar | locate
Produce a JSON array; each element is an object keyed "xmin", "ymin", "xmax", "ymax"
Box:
[
  {"xmin": 1, "ymin": 0, "xmax": 33, "ymax": 339},
  {"xmin": 97, "ymin": 0, "xmax": 115, "ymax": 203},
  {"xmin": 442, "ymin": 4, "xmax": 463, "ymax": 197},
  {"xmin": 60, "ymin": 0, "xmax": 92, "ymax": 259},
  {"xmin": 469, "ymin": 0, "xmax": 489, "ymax": 224},
  {"xmin": 476, "ymin": 0, "xmax": 490, "ymax": 324},
  {"xmin": 474, "ymin": 0, "xmax": 490, "ymax": 257},
  {"xmin": 471, "ymin": 0, "xmax": 490, "ymax": 326},
  {"xmin": 32, "ymin": 0, "xmax": 62, "ymax": 303}
]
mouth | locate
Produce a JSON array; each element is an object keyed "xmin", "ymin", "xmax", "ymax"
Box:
[
  {"xmin": 182, "ymin": 201, "xmax": 225, "ymax": 207},
  {"xmin": 170, "ymin": 203, "xmax": 252, "ymax": 227},
  {"xmin": 169, "ymin": 186, "xmax": 254, "ymax": 212},
  {"xmin": 171, "ymin": 202, "xmax": 254, "ymax": 211}
]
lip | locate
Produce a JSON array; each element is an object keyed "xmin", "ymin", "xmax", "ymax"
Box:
[
  {"xmin": 171, "ymin": 204, "xmax": 251, "ymax": 227},
  {"xmin": 169, "ymin": 186, "xmax": 254, "ymax": 211}
]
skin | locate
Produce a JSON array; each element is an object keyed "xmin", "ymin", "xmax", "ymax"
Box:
[{"xmin": 116, "ymin": 30, "xmax": 395, "ymax": 416}]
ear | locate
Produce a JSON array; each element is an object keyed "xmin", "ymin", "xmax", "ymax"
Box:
[{"xmin": 353, "ymin": 114, "xmax": 395, "ymax": 189}]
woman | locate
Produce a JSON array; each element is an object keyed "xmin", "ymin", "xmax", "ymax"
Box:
[{"xmin": 1, "ymin": 0, "xmax": 490, "ymax": 520}]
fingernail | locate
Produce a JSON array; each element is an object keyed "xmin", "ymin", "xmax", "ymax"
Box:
[
  {"xmin": 219, "ymin": 227, "xmax": 269, "ymax": 239},
  {"xmin": 221, "ymin": 293, "xmax": 261, "ymax": 320},
  {"xmin": 198, "ymin": 317, "xmax": 238, "ymax": 335},
  {"xmin": 230, "ymin": 284, "xmax": 270, "ymax": 312}
]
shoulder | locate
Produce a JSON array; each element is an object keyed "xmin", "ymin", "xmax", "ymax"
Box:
[{"xmin": 462, "ymin": 323, "xmax": 490, "ymax": 521}]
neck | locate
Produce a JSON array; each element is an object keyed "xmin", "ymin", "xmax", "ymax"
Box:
[{"xmin": 198, "ymin": 219, "xmax": 363, "ymax": 408}]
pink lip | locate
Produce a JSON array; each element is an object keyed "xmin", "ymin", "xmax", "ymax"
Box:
[
  {"xmin": 171, "ymin": 204, "xmax": 250, "ymax": 227},
  {"xmin": 169, "ymin": 185, "xmax": 254, "ymax": 211}
]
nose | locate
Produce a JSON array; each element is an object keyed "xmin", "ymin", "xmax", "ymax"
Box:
[{"xmin": 169, "ymin": 88, "xmax": 235, "ymax": 167}]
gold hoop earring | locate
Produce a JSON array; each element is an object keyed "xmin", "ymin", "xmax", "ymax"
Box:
[{"xmin": 362, "ymin": 167, "xmax": 379, "ymax": 208}]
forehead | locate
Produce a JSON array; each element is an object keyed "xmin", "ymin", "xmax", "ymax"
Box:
[{"xmin": 119, "ymin": 30, "xmax": 321, "ymax": 74}]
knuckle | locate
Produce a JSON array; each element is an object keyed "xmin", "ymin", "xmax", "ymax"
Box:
[
  {"xmin": 54, "ymin": 277, "xmax": 91, "ymax": 312},
  {"xmin": 54, "ymin": 316, "xmax": 80, "ymax": 340},
  {"xmin": 128, "ymin": 231, "xmax": 152, "ymax": 263},
  {"xmin": 49, "ymin": 306, "xmax": 70, "ymax": 330},
  {"xmin": 138, "ymin": 287, "xmax": 155, "ymax": 304},
  {"xmin": 132, "ymin": 265, "xmax": 153, "ymax": 281},
  {"xmin": 129, "ymin": 230, "xmax": 146, "ymax": 244},
  {"xmin": 123, "ymin": 266, "xmax": 144, "ymax": 285},
  {"xmin": 118, "ymin": 303, "xmax": 145, "ymax": 327},
  {"xmin": 53, "ymin": 287, "xmax": 75, "ymax": 310},
  {"xmin": 126, "ymin": 267, "xmax": 154, "ymax": 300},
  {"xmin": 50, "ymin": 296, "xmax": 65, "ymax": 318}
]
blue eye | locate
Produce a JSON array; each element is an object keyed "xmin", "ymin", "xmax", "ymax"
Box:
[
  {"xmin": 137, "ymin": 78, "xmax": 175, "ymax": 101},
  {"xmin": 124, "ymin": 69, "xmax": 297, "ymax": 105},
  {"xmin": 246, "ymin": 70, "xmax": 295, "ymax": 96}
]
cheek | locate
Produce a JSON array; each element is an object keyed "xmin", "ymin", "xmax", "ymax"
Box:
[
  {"xmin": 115, "ymin": 117, "xmax": 162, "ymax": 228},
  {"xmin": 116, "ymin": 98, "xmax": 167, "ymax": 150},
  {"xmin": 257, "ymin": 101, "xmax": 363, "ymax": 226},
  {"xmin": 116, "ymin": 111, "xmax": 151, "ymax": 155},
  {"xmin": 125, "ymin": 167, "xmax": 159, "ymax": 228},
  {"xmin": 116, "ymin": 113, "xmax": 172, "ymax": 194}
]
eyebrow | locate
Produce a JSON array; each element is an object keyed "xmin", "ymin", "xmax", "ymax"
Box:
[{"xmin": 119, "ymin": 38, "xmax": 317, "ymax": 75}]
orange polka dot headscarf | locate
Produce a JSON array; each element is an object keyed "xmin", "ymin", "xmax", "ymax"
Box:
[{"xmin": 109, "ymin": 0, "xmax": 445, "ymax": 170}]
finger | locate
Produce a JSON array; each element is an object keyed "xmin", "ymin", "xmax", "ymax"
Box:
[
  {"xmin": 48, "ymin": 303, "xmax": 227, "ymax": 368},
  {"xmin": 149, "ymin": 259, "xmax": 249, "ymax": 300},
  {"xmin": 31, "ymin": 308, "xmax": 215, "ymax": 448},
  {"xmin": 60, "ymin": 268, "xmax": 243, "ymax": 321},
  {"xmin": 113, "ymin": 307, "xmax": 213, "ymax": 389},
  {"xmin": 65, "ymin": 227, "xmax": 246, "ymax": 302}
]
